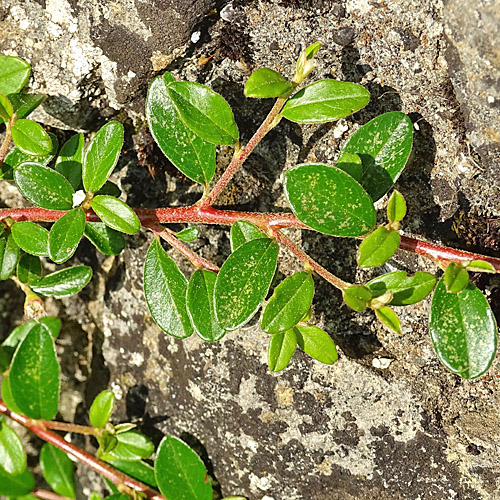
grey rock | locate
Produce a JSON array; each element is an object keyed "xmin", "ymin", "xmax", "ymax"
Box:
[{"xmin": 332, "ymin": 26, "xmax": 356, "ymax": 46}]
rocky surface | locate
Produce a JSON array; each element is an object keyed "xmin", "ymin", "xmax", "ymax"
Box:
[{"xmin": 1, "ymin": 1, "xmax": 500, "ymax": 499}]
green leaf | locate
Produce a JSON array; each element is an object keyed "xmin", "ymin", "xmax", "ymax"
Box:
[
  {"xmin": 374, "ymin": 306, "xmax": 401, "ymax": 334},
  {"xmin": 39, "ymin": 317, "xmax": 62, "ymax": 339},
  {"xmin": 0, "ymin": 418, "xmax": 26, "ymax": 476},
  {"xmin": 261, "ymin": 272, "xmax": 314, "ymax": 334},
  {"xmin": 387, "ymin": 190, "xmax": 406, "ymax": 223},
  {"xmin": 146, "ymin": 74, "xmax": 216, "ymax": 185},
  {"xmin": 144, "ymin": 239, "xmax": 193, "ymax": 339},
  {"xmin": 55, "ymin": 133, "xmax": 84, "ymax": 190},
  {"xmin": 155, "ymin": 436, "xmax": 212, "ymax": 500},
  {"xmin": 367, "ymin": 271, "xmax": 436, "ymax": 306},
  {"xmin": 89, "ymin": 390, "xmax": 115, "ymax": 428},
  {"xmin": 83, "ymin": 121, "xmax": 124, "ymax": 192},
  {"xmin": 430, "ymin": 278, "xmax": 497, "ymax": 379},
  {"xmin": 17, "ymin": 253, "xmax": 42, "ymax": 285},
  {"xmin": 14, "ymin": 162, "xmax": 74, "ymax": 210},
  {"xmin": 91, "ymin": 196, "xmax": 140, "ymax": 235},
  {"xmin": 95, "ymin": 180, "xmax": 122, "ymax": 197},
  {"xmin": 0, "ymin": 133, "xmax": 58, "ymax": 180},
  {"xmin": 5, "ymin": 93, "xmax": 46, "ymax": 120},
  {"xmin": 84, "ymin": 222, "xmax": 126, "ymax": 255},
  {"xmin": 0, "ymin": 55, "xmax": 30, "ymax": 95},
  {"xmin": 0, "ymin": 233, "xmax": 20, "ymax": 280},
  {"xmin": 230, "ymin": 220, "xmax": 267, "ymax": 252},
  {"xmin": 281, "ymin": 80, "xmax": 370, "ymax": 123},
  {"xmin": 215, "ymin": 238, "xmax": 279, "ymax": 330},
  {"xmin": 100, "ymin": 431, "xmax": 154, "ymax": 462},
  {"xmin": 295, "ymin": 325, "xmax": 338, "ymax": 364},
  {"xmin": 268, "ymin": 329, "xmax": 297, "ymax": 372},
  {"xmin": 176, "ymin": 227, "xmax": 199, "ymax": 242},
  {"xmin": 48, "ymin": 208, "xmax": 86, "ymax": 263},
  {"xmin": 1, "ymin": 376, "xmax": 23, "ymax": 414},
  {"xmin": 187, "ymin": 270, "xmax": 226, "ymax": 342},
  {"xmin": 11, "ymin": 222, "xmax": 49, "ymax": 257},
  {"xmin": 343, "ymin": 285, "xmax": 372, "ymax": 312},
  {"xmin": 9, "ymin": 323, "xmax": 60, "ymax": 419},
  {"xmin": 338, "ymin": 111, "xmax": 413, "ymax": 201},
  {"xmin": 40, "ymin": 443, "xmax": 75, "ymax": 498},
  {"xmin": 11, "ymin": 119, "xmax": 52, "ymax": 156},
  {"xmin": 0, "ymin": 466, "xmax": 34, "ymax": 496},
  {"xmin": 167, "ymin": 80, "xmax": 239, "ymax": 145},
  {"xmin": 444, "ymin": 263, "xmax": 469, "ymax": 293},
  {"xmin": 357, "ymin": 227, "xmax": 401, "ymax": 268},
  {"xmin": 105, "ymin": 460, "xmax": 157, "ymax": 488},
  {"xmin": 336, "ymin": 152, "xmax": 363, "ymax": 180},
  {"xmin": 31, "ymin": 265, "xmax": 93, "ymax": 298},
  {"xmin": 465, "ymin": 260, "xmax": 496, "ymax": 273},
  {"xmin": 244, "ymin": 68, "xmax": 294, "ymax": 98},
  {"xmin": 295, "ymin": 42, "xmax": 322, "ymax": 81},
  {"xmin": 284, "ymin": 163, "xmax": 376, "ymax": 237},
  {"xmin": 0, "ymin": 93, "xmax": 13, "ymax": 120}
]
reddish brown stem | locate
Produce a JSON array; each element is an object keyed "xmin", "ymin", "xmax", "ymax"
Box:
[
  {"xmin": 36, "ymin": 419, "xmax": 102, "ymax": 436},
  {"xmin": 0, "ymin": 400, "xmax": 167, "ymax": 500},
  {"xmin": 32, "ymin": 489, "xmax": 73, "ymax": 500}
]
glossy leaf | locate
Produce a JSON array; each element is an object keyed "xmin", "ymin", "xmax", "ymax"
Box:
[
  {"xmin": 0, "ymin": 417, "xmax": 26, "ymax": 476},
  {"xmin": 336, "ymin": 152, "xmax": 363, "ymax": 180},
  {"xmin": 167, "ymin": 80, "xmax": 239, "ymax": 145},
  {"xmin": 176, "ymin": 227, "xmax": 199, "ymax": 242},
  {"xmin": 55, "ymin": 133, "xmax": 84, "ymax": 190},
  {"xmin": 187, "ymin": 270, "xmax": 226, "ymax": 342},
  {"xmin": 40, "ymin": 443, "xmax": 75, "ymax": 498},
  {"xmin": 0, "ymin": 233, "xmax": 20, "ymax": 280},
  {"xmin": 1, "ymin": 376, "xmax": 23, "ymax": 414},
  {"xmin": 5, "ymin": 93, "xmax": 46, "ymax": 120},
  {"xmin": 100, "ymin": 431, "xmax": 154, "ymax": 462},
  {"xmin": 244, "ymin": 68, "xmax": 294, "ymax": 98},
  {"xmin": 465, "ymin": 260, "xmax": 496, "ymax": 273},
  {"xmin": 343, "ymin": 285, "xmax": 372, "ymax": 312},
  {"xmin": 268, "ymin": 329, "xmax": 297, "ymax": 372},
  {"xmin": 295, "ymin": 325, "xmax": 338, "ymax": 364},
  {"xmin": 48, "ymin": 208, "xmax": 85, "ymax": 263},
  {"xmin": 0, "ymin": 93, "xmax": 13, "ymax": 120},
  {"xmin": 155, "ymin": 436, "xmax": 212, "ymax": 500},
  {"xmin": 31, "ymin": 265, "xmax": 92, "ymax": 298},
  {"xmin": 367, "ymin": 271, "xmax": 436, "ymax": 306},
  {"xmin": 146, "ymin": 74, "xmax": 216, "ymax": 185},
  {"xmin": 11, "ymin": 119, "xmax": 52, "ymax": 156},
  {"xmin": 15, "ymin": 163, "xmax": 74, "ymax": 210},
  {"xmin": 105, "ymin": 460, "xmax": 157, "ymax": 488},
  {"xmin": 261, "ymin": 272, "xmax": 314, "ymax": 334},
  {"xmin": 144, "ymin": 239, "xmax": 193, "ymax": 339},
  {"xmin": 84, "ymin": 222, "xmax": 126, "ymax": 255},
  {"xmin": 11, "ymin": 222, "xmax": 49, "ymax": 257},
  {"xmin": 284, "ymin": 163, "xmax": 376, "ymax": 237},
  {"xmin": 215, "ymin": 238, "xmax": 279, "ymax": 330},
  {"xmin": 91, "ymin": 196, "xmax": 140, "ymax": 235},
  {"xmin": 374, "ymin": 306, "xmax": 401, "ymax": 334},
  {"xmin": 95, "ymin": 180, "xmax": 121, "ymax": 197},
  {"xmin": 83, "ymin": 121, "xmax": 124, "ymax": 192},
  {"xmin": 0, "ymin": 55, "xmax": 30, "ymax": 95},
  {"xmin": 387, "ymin": 190, "xmax": 406, "ymax": 223},
  {"xmin": 89, "ymin": 390, "xmax": 115, "ymax": 428},
  {"xmin": 9, "ymin": 323, "xmax": 60, "ymax": 419},
  {"xmin": 357, "ymin": 227, "xmax": 401, "ymax": 268},
  {"xmin": 339, "ymin": 111, "xmax": 413, "ymax": 201},
  {"xmin": 0, "ymin": 466, "xmax": 35, "ymax": 496},
  {"xmin": 230, "ymin": 220, "xmax": 266, "ymax": 251},
  {"xmin": 282, "ymin": 80, "xmax": 370, "ymax": 123},
  {"xmin": 17, "ymin": 253, "xmax": 42, "ymax": 285},
  {"xmin": 444, "ymin": 263, "xmax": 469, "ymax": 293},
  {"xmin": 430, "ymin": 278, "xmax": 497, "ymax": 378}
]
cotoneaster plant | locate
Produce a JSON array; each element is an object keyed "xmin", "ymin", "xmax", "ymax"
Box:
[{"xmin": 0, "ymin": 44, "xmax": 498, "ymax": 499}]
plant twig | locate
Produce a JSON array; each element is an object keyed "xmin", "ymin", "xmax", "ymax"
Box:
[
  {"xmin": 0, "ymin": 400, "xmax": 167, "ymax": 500},
  {"xmin": 0, "ymin": 114, "xmax": 15, "ymax": 168},
  {"xmin": 32, "ymin": 419, "xmax": 102, "ymax": 436},
  {"xmin": 32, "ymin": 489, "xmax": 74, "ymax": 500}
]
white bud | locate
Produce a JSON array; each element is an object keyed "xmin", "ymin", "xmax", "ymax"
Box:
[{"xmin": 72, "ymin": 190, "xmax": 86, "ymax": 207}]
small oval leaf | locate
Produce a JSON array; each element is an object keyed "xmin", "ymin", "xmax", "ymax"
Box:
[
  {"xmin": 83, "ymin": 121, "xmax": 124, "ymax": 192},
  {"xmin": 15, "ymin": 163, "xmax": 74, "ymax": 210},
  {"xmin": 89, "ymin": 390, "xmax": 115, "ymax": 428},
  {"xmin": 430, "ymin": 278, "xmax": 497, "ymax": 379},
  {"xmin": 295, "ymin": 325, "xmax": 338, "ymax": 364},
  {"xmin": 215, "ymin": 238, "xmax": 279, "ymax": 330},
  {"xmin": 84, "ymin": 222, "xmax": 126, "ymax": 255},
  {"xmin": 187, "ymin": 270, "xmax": 226, "ymax": 342},
  {"xmin": 48, "ymin": 208, "xmax": 86, "ymax": 263},
  {"xmin": 31, "ymin": 265, "xmax": 93, "ymax": 298},
  {"xmin": 4, "ymin": 93, "xmax": 46, "ymax": 121},
  {"xmin": 284, "ymin": 163, "xmax": 376, "ymax": 237},
  {"xmin": 268, "ymin": 329, "xmax": 297, "ymax": 372},
  {"xmin": 374, "ymin": 306, "xmax": 401, "ymax": 334},
  {"xmin": 55, "ymin": 133, "xmax": 84, "ymax": 190},
  {"xmin": 0, "ymin": 55, "xmax": 30, "ymax": 95},
  {"xmin": 105, "ymin": 460, "xmax": 157, "ymax": 488},
  {"xmin": 11, "ymin": 222, "xmax": 49, "ymax": 257},
  {"xmin": 244, "ymin": 68, "xmax": 294, "ymax": 98},
  {"xmin": 343, "ymin": 285, "xmax": 372, "ymax": 312},
  {"xmin": 357, "ymin": 227, "xmax": 401, "ymax": 268},
  {"xmin": 9, "ymin": 324, "xmax": 60, "ymax": 420},
  {"xmin": 91, "ymin": 196, "xmax": 140, "ymax": 235},
  {"xmin": 40, "ymin": 443, "xmax": 75, "ymax": 498},
  {"xmin": 0, "ymin": 233, "xmax": 20, "ymax": 280},
  {"xmin": 0, "ymin": 93, "xmax": 13, "ymax": 120},
  {"xmin": 282, "ymin": 80, "xmax": 370, "ymax": 123},
  {"xmin": 11, "ymin": 119, "xmax": 52, "ymax": 156},
  {"xmin": 0, "ymin": 419, "xmax": 26, "ymax": 476},
  {"xmin": 0, "ymin": 466, "xmax": 35, "ymax": 496},
  {"xmin": 144, "ymin": 239, "xmax": 193, "ymax": 339},
  {"xmin": 443, "ymin": 262, "xmax": 469, "ymax": 293},
  {"xmin": 175, "ymin": 227, "xmax": 199, "ymax": 242},
  {"xmin": 261, "ymin": 272, "xmax": 314, "ymax": 334},
  {"xmin": 230, "ymin": 220, "xmax": 267, "ymax": 252},
  {"xmin": 155, "ymin": 436, "xmax": 212, "ymax": 500},
  {"xmin": 101, "ymin": 431, "xmax": 154, "ymax": 462},
  {"xmin": 17, "ymin": 253, "xmax": 42, "ymax": 285},
  {"xmin": 387, "ymin": 190, "xmax": 406, "ymax": 223}
]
